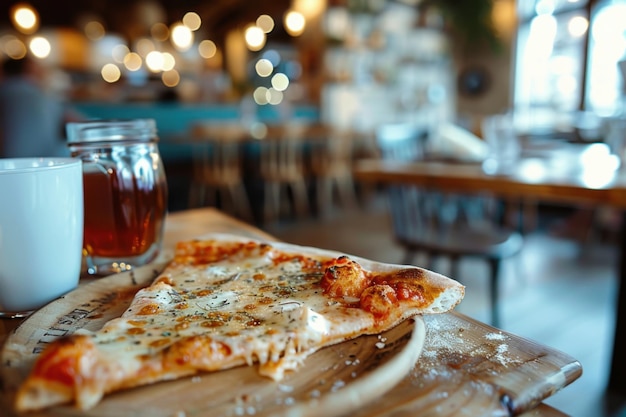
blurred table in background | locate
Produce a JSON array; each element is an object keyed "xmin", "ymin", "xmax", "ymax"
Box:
[{"xmin": 354, "ymin": 140, "xmax": 626, "ymax": 395}]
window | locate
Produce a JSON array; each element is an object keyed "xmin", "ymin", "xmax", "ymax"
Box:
[
  {"xmin": 586, "ymin": 0, "xmax": 626, "ymax": 115},
  {"xmin": 514, "ymin": 0, "xmax": 626, "ymax": 135}
]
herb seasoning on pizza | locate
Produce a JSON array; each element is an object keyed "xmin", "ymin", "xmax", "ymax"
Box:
[{"xmin": 15, "ymin": 234, "xmax": 464, "ymax": 411}]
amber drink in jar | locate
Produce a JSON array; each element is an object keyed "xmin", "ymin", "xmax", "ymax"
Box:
[{"xmin": 67, "ymin": 119, "xmax": 168, "ymax": 276}]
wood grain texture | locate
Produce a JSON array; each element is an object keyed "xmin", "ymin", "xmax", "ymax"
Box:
[
  {"xmin": 0, "ymin": 208, "xmax": 582, "ymax": 416},
  {"xmin": 350, "ymin": 312, "xmax": 581, "ymax": 417},
  {"xmin": 1, "ymin": 262, "xmax": 425, "ymax": 417}
]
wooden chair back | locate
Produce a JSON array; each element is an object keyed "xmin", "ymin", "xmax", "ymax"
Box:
[
  {"xmin": 187, "ymin": 124, "xmax": 252, "ymax": 220},
  {"xmin": 259, "ymin": 124, "xmax": 307, "ymax": 182},
  {"xmin": 257, "ymin": 123, "xmax": 310, "ymax": 222},
  {"xmin": 190, "ymin": 124, "xmax": 247, "ymax": 187}
]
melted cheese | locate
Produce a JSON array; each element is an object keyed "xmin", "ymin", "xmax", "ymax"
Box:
[{"xmin": 84, "ymin": 245, "xmax": 357, "ymax": 384}]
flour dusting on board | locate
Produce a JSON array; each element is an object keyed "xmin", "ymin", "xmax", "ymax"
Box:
[
  {"xmin": 485, "ymin": 332, "xmax": 507, "ymax": 341},
  {"xmin": 418, "ymin": 315, "xmax": 521, "ymax": 371},
  {"xmin": 419, "ymin": 316, "xmax": 467, "ymax": 360}
]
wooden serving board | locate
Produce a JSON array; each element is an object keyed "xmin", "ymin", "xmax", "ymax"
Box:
[
  {"xmin": 0, "ymin": 273, "xmax": 582, "ymax": 417},
  {"xmin": 0, "ymin": 209, "xmax": 582, "ymax": 416},
  {"xmin": 353, "ymin": 312, "xmax": 581, "ymax": 416},
  {"xmin": 1, "ymin": 263, "xmax": 426, "ymax": 417}
]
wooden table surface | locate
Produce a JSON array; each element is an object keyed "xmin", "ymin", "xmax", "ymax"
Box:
[
  {"xmin": 356, "ymin": 144, "xmax": 626, "ymax": 207},
  {"xmin": 1, "ymin": 208, "xmax": 579, "ymax": 417},
  {"xmin": 354, "ymin": 141, "xmax": 626, "ymax": 395}
]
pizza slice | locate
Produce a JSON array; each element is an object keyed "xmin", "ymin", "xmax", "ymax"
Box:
[{"xmin": 14, "ymin": 234, "xmax": 464, "ymax": 412}]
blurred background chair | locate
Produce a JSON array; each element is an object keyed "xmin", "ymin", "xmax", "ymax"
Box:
[
  {"xmin": 188, "ymin": 124, "xmax": 252, "ymax": 221},
  {"xmin": 375, "ymin": 122, "xmax": 523, "ymax": 327},
  {"xmin": 308, "ymin": 124, "xmax": 357, "ymax": 217},
  {"xmin": 259, "ymin": 123, "xmax": 309, "ymax": 224}
]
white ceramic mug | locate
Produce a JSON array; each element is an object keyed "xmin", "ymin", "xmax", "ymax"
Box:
[{"xmin": 0, "ymin": 158, "xmax": 84, "ymax": 317}]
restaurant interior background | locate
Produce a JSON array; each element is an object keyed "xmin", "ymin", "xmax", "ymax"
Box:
[
  {"xmin": 2, "ymin": 0, "xmax": 626, "ymax": 208},
  {"xmin": 2, "ymin": 0, "xmax": 626, "ymax": 416},
  {"xmin": 2, "ymin": 0, "xmax": 625, "ymax": 150}
]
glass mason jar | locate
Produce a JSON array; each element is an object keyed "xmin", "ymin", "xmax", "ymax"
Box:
[{"xmin": 67, "ymin": 119, "xmax": 168, "ymax": 276}]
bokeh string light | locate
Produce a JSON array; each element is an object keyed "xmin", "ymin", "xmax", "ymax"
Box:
[{"xmin": 1, "ymin": 2, "xmax": 316, "ymax": 102}]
